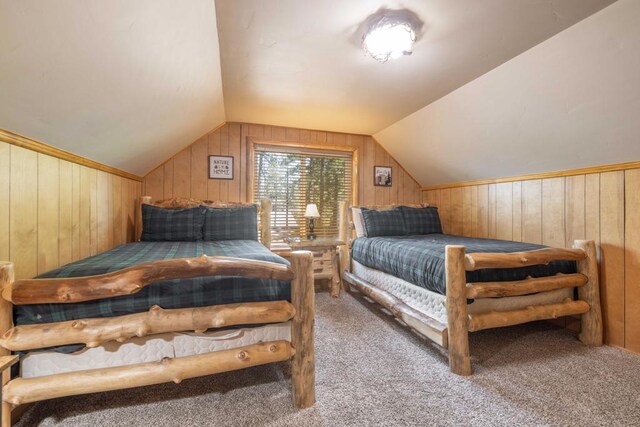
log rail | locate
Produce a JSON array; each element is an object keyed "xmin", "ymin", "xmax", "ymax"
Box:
[
  {"xmin": 4, "ymin": 256, "xmax": 293, "ymax": 305},
  {"xmin": 464, "ymin": 247, "xmax": 586, "ymax": 271},
  {"xmin": 446, "ymin": 240, "xmax": 603, "ymax": 376},
  {"xmin": 0, "ymin": 249, "xmax": 316, "ymax": 421}
]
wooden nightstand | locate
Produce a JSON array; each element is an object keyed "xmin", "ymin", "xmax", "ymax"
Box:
[{"xmin": 286, "ymin": 237, "xmax": 344, "ymax": 297}]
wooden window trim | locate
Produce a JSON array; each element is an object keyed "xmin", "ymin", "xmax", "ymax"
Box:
[{"xmin": 246, "ymin": 138, "xmax": 359, "ymax": 206}]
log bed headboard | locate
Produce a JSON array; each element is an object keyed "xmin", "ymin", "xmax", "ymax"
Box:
[{"xmin": 135, "ymin": 197, "xmax": 272, "ymax": 249}]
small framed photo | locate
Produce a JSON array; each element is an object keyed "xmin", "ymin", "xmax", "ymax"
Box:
[
  {"xmin": 374, "ymin": 166, "xmax": 392, "ymax": 187},
  {"xmin": 208, "ymin": 155, "xmax": 234, "ymax": 180}
]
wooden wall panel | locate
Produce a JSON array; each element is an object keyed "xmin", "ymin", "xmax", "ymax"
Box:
[
  {"xmin": 190, "ymin": 137, "xmax": 208, "ymax": 200},
  {"xmin": 450, "ymin": 188, "xmax": 463, "ymax": 235},
  {"xmin": 10, "ymin": 146, "xmax": 38, "ymax": 279},
  {"xmin": 522, "ymin": 180, "xmax": 542, "ymax": 244},
  {"xmin": 512, "ymin": 182, "xmax": 522, "ymax": 242},
  {"xmin": 565, "ymin": 175, "xmax": 585, "ymax": 247},
  {"xmin": 0, "ymin": 143, "xmax": 9, "ymax": 262},
  {"xmin": 143, "ymin": 123, "xmax": 422, "ymax": 207},
  {"xmin": 112, "ymin": 175, "xmax": 123, "ymax": 246},
  {"xmin": 37, "ymin": 154, "xmax": 59, "ymax": 274},
  {"xmin": 71, "ymin": 164, "xmax": 81, "ymax": 261},
  {"xmin": 144, "ymin": 166, "xmax": 164, "ymax": 202},
  {"xmin": 470, "ymin": 186, "xmax": 479, "ymax": 238},
  {"xmin": 439, "ymin": 189, "xmax": 452, "ymax": 234},
  {"xmin": 59, "ymin": 161, "xmax": 74, "ymax": 266},
  {"xmin": 462, "ymin": 187, "xmax": 472, "ymax": 237},
  {"xmin": 218, "ymin": 126, "xmax": 229, "ymax": 202},
  {"xmin": 173, "ymin": 148, "xmax": 191, "ymax": 199},
  {"xmin": 79, "ymin": 167, "xmax": 92, "ymax": 259},
  {"xmin": 207, "ymin": 131, "xmax": 220, "ymax": 201},
  {"xmin": 599, "ymin": 171, "xmax": 625, "ymax": 348},
  {"xmin": 163, "ymin": 162, "xmax": 174, "ymax": 199},
  {"xmin": 421, "ymin": 167, "xmax": 639, "ymax": 353},
  {"xmin": 625, "ymin": 169, "xmax": 640, "ymax": 353},
  {"xmin": 477, "ymin": 185, "xmax": 488, "ymax": 238},
  {"xmin": 96, "ymin": 171, "xmax": 111, "ymax": 253},
  {"xmin": 487, "ymin": 184, "xmax": 497, "ymax": 239},
  {"xmin": 0, "ymin": 145, "xmax": 141, "ymax": 279},
  {"xmin": 496, "ymin": 182, "xmax": 513, "ymax": 240},
  {"xmin": 542, "ymin": 177, "xmax": 565, "ymax": 248}
]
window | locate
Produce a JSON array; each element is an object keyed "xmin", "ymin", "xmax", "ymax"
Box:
[{"xmin": 252, "ymin": 143, "xmax": 354, "ymax": 243}]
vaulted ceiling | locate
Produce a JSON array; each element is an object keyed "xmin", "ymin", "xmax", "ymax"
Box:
[
  {"xmin": 0, "ymin": 0, "xmax": 620, "ymax": 179},
  {"xmin": 216, "ymin": 0, "xmax": 615, "ymax": 136},
  {"xmin": 0, "ymin": 0, "xmax": 225, "ymax": 175}
]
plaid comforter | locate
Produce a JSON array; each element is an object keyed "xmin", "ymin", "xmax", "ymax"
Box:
[
  {"xmin": 351, "ymin": 234, "xmax": 577, "ymax": 295},
  {"xmin": 15, "ymin": 241, "xmax": 290, "ymax": 329}
]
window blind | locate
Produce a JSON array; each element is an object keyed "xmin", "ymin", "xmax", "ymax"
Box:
[{"xmin": 253, "ymin": 144, "xmax": 353, "ymax": 243}]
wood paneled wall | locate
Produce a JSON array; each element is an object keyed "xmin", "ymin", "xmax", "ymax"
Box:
[
  {"xmin": 423, "ymin": 169, "xmax": 640, "ymax": 354},
  {"xmin": 0, "ymin": 142, "xmax": 142, "ymax": 279},
  {"xmin": 143, "ymin": 122, "xmax": 422, "ymax": 205}
]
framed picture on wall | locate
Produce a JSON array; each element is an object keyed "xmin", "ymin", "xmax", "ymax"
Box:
[
  {"xmin": 374, "ymin": 166, "xmax": 392, "ymax": 187},
  {"xmin": 208, "ymin": 155, "xmax": 234, "ymax": 180}
]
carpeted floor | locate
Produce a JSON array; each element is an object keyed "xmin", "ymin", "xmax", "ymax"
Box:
[{"xmin": 15, "ymin": 292, "xmax": 640, "ymax": 426}]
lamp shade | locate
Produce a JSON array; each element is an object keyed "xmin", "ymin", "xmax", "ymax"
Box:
[{"xmin": 304, "ymin": 204, "xmax": 320, "ymax": 218}]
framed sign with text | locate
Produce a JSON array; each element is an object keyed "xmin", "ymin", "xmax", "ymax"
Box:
[{"xmin": 208, "ymin": 155, "xmax": 234, "ymax": 180}]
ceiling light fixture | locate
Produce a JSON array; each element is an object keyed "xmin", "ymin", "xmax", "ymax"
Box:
[{"xmin": 362, "ymin": 11, "xmax": 417, "ymax": 63}]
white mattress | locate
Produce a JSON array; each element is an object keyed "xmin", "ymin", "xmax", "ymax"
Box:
[
  {"xmin": 351, "ymin": 261, "xmax": 574, "ymax": 323},
  {"xmin": 21, "ymin": 322, "xmax": 291, "ymax": 378}
]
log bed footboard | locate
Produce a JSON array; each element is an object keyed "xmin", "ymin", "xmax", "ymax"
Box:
[
  {"xmin": 0, "ymin": 251, "xmax": 316, "ymax": 425},
  {"xmin": 343, "ymin": 239, "xmax": 603, "ymax": 376},
  {"xmin": 445, "ymin": 239, "xmax": 602, "ymax": 375}
]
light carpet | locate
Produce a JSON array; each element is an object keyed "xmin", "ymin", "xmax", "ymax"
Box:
[{"xmin": 16, "ymin": 292, "xmax": 640, "ymax": 426}]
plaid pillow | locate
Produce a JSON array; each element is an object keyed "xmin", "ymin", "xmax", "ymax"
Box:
[
  {"xmin": 361, "ymin": 208, "xmax": 407, "ymax": 237},
  {"xmin": 141, "ymin": 205, "xmax": 205, "ymax": 241},
  {"xmin": 399, "ymin": 206, "xmax": 443, "ymax": 235},
  {"xmin": 203, "ymin": 205, "xmax": 258, "ymax": 241}
]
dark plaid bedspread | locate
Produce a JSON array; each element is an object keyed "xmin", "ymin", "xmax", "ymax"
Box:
[
  {"xmin": 15, "ymin": 241, "xmax": 290, "ymax": 328},
  {"xmin": 351, "ymin": 234, "xmax": 577, "ymax": 295}
]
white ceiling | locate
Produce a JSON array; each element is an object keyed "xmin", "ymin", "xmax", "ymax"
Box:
[
  {"xmin": 215, "ymin": 0, "xmax": 615, "ymax": 136},
  {"xmin": 0, "ymin": 0, "xmax": 619, "ymax": 177},
  {"xmin": 0, "ymin": 0, "xmax": 225, "ymax": 175},
  {"xmin": 375, "ymin": 0, "xmax": 639, "ymax": 186}
]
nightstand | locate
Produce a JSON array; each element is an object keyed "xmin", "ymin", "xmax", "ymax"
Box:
[{"xmin": 286, "ymin": 237, "xmax": 344, "ymax": 297}]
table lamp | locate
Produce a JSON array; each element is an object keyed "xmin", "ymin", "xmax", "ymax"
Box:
[{"xmin": 304, "ymin": 204, "xmax": 320, "ymax": 240}]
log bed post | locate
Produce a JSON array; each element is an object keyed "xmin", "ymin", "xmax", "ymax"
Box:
[
  {"xmin": 260, "ymin": 199, "xmax": 272, "ymax": 250},
  {"xmin": 445, "ymin": 246, "xmax": 472, "ymax": 376},
  {"xmin": 135, "ymin": 196, "xmax": 152, "ymax": 242},
  {"xmin": 0, "ymin": 262, "xmax": 14, "ymax": 427},
  {"xmin": 290, "ymin": 250, "xmax": 315, "ymax": 408},
  {"xmin": 574, "ymin": 240, "xmax": 603, "ymax": 346},
  {"xmin": 337, "ymin": 201, "xmax": 351, "ymax": 291}
]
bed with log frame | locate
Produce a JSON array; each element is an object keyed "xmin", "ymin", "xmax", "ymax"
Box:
[
  {"xmin": 338, "ymin": 202, "xmax": 603, "ymax": 376},
  {"xmin": 0, "ymin": 197, "xmax": 316, "ymax": 426}
]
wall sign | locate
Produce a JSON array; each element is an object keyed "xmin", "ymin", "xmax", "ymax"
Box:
[
  {"xmin": 208, "ymin": 155, "xmax": 234, "ymax": 180},
  {"xmin": 374, "ymin": 165, "xmax": 392, "ymax": 187}
]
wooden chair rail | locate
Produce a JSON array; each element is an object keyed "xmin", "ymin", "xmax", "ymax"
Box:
[
  {"xmin": 467, "ymin": 299, "xmax": 590, "ymax": 332},
  {"xmin": 465, "ymin": 273, "xmax": 588, "ymax": 299},
  {"xmin": 0, "ymin": 301, "xmax": 295, "ymax": 352},
  {"xmin": 4, "ymin": 256, "xmax": 293, "ymax": 305},
  {"xmin": 2, "ymin": 340, "xmax": 294, "ymax": 406},
  {"xmin": 464, "ymin": 248, "xmax": 587, "ymax": 271}
]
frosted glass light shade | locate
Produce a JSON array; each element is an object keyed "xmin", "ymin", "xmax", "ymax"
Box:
[
  {"xmin": 304, "ymin": 204, "xmax": 320, "ymax": 218},
  {"xmin": 363, "ymin": 17, "xmax": 416, "ymax": 63}
]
